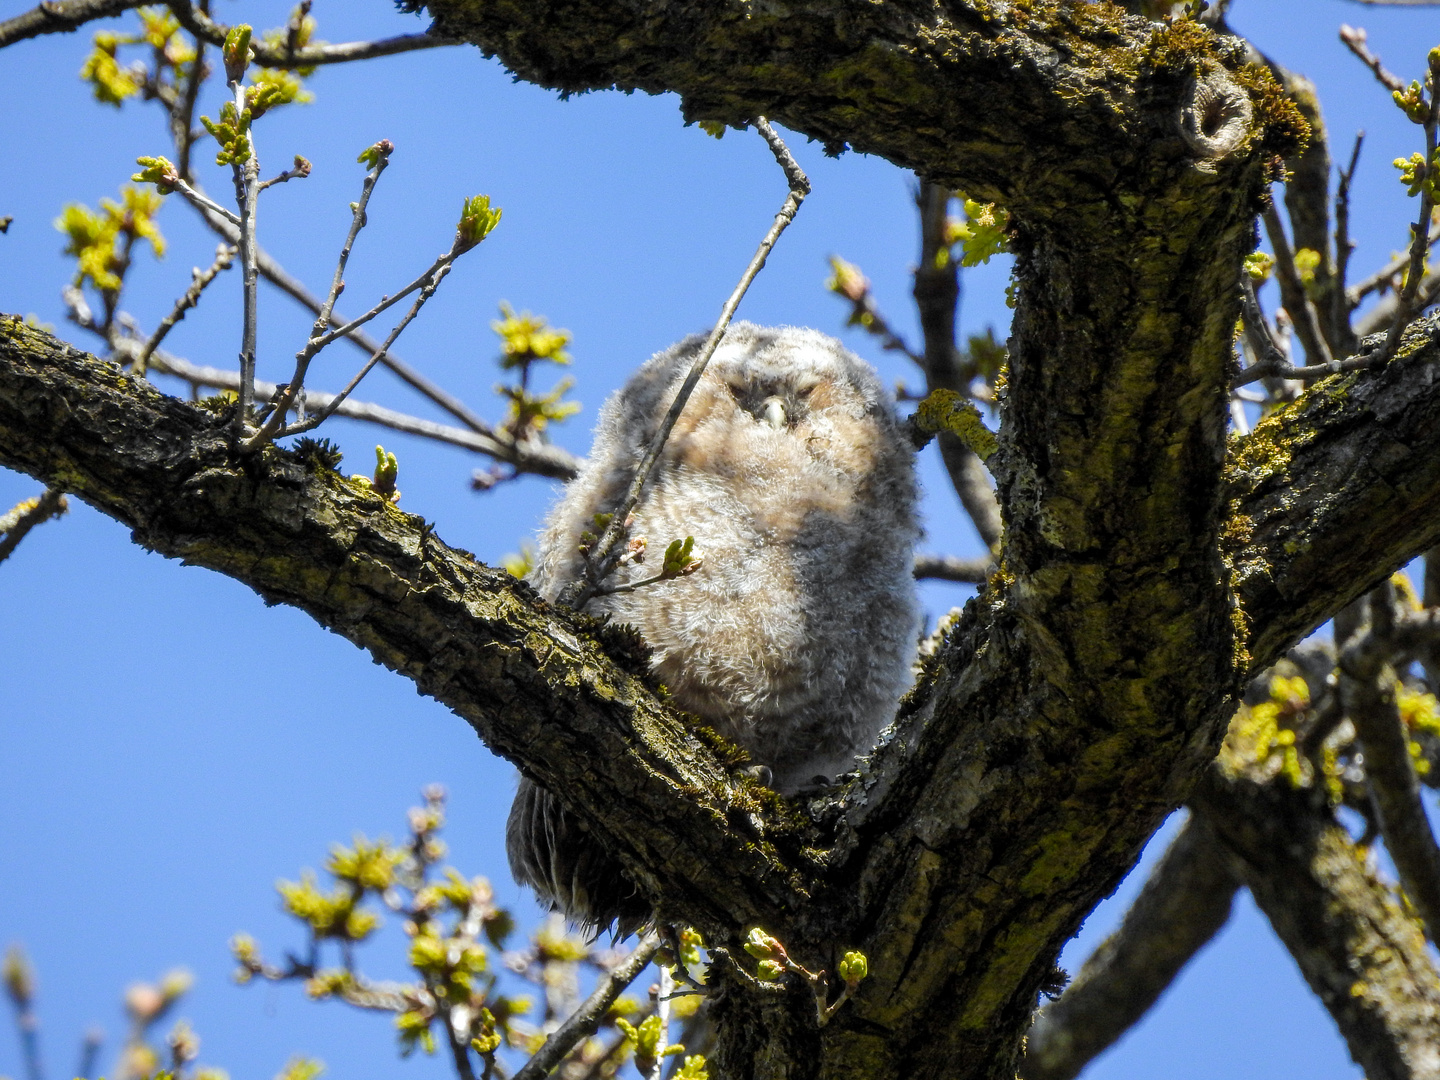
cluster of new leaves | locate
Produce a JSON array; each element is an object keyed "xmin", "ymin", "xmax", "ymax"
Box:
[
  {"xmin": 228, "ymin": 788, "xmax": 705, "ymax": 1080},
  {"xmin": 79, "ymin": 7, "xmax": 195, "ymax": 107},
  {"xmin": 491, "ymin": 303, "xmax": 580, "ymax": 442},
  {"xmin": 741, "ymin": 929, "xmax": 870, "ymax": 1028},
  {"xmin": 942, "ymin": 197, "xmax": 1011, "ymax": 270},
  {"xmin": 1231, "ymin": 570, "xmax": 1440, "ymax": 865},
  {"xmin": 56, "ymin": 188, "xmax": 165, "ymax": 300}
]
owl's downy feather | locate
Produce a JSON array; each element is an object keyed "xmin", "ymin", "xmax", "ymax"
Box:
[{"xmin": 507, "ymin": 323, "xmax": 921, "ymax": 930}]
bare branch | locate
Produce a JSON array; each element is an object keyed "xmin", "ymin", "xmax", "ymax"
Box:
[
  {"xmin": 1023, "ymin": 815, "xmax": 1240, "ymax": 1080},
  {"xmin": 0, "ymin": 0, "xmax": 143, "ymax": 50},
  {"xmin": 1332, "ymin": 131, "xmax": 1364, "ymax": 356},
  {"xmin": 1233, "ymin": 274, "xmax": 1373, "ymax": 387},
  {"xmin": 511, "ymin": 933, "xmax": 661, "ymax": 1080},
  {"xmin": 163, "ymin": 2, "xmax": 459, "ymax": 68},
  {"xmin": 133, "ymin": 243, "xmax": 235, "ymax": 376},
  {"xmin": 913, "ymin": 554, "xmax": 990, "ymax": 584},
  {"xmin": 1196, "ymin": 763, "xmax": 1440, "ymax": 1080},
  {"xmin": 246, "ymin": 142, "xmax": 393, "ymax": 446},
  {"xmin": 1262, "ymin": 203, "xmax": 1335, "ymax": 368},
  {"xmin": 266, "ymin": 255, "xmax": 457, "ymax": 442},
  {"xmin": 1340, "ymin": 584, "xmax": 1440, "ymax": 943},
  {"xmin": 143, "ymin": 351, "xmax": 574, "ymax": 474},
  {"xmin": 1340, "ymin": 25, "xmax": 1407, "ymax": 94},
  {"xmin": 912, "ymin": 182, "xmax": 1003, "ymax": 550},
  {"xmin": 559, "ymin": 117, "xmax": 809, "ymax": 610},
  {"xmin": 181, "ymin": 195, "xmax": 514, "ymax": 442},
  {"xmin": 0, "ymin": 487, "xmax": 67, "ymax": 566}
]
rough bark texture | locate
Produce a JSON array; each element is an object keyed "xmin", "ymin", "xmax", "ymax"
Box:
[
  {"xmin": 7, "ymin": 1, "xmax": 1440, "ymax": 1077},
  {"xmin": 1022, "ymin": 815, "xmax": 1241, "ymax": 1080},
  {"xmin": 1196, "ymin": 769, "xmax": 1440, "ymax": 1080}
]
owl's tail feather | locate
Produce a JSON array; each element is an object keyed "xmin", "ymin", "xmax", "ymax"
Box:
[{"xmin": 505, "ymin": 776, "xmax": 651, "ymax": 939}]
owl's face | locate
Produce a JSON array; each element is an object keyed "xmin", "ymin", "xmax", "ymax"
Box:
[{"xmin": 661, "ymin": 328, "xmax": 891, "ymax": 481}]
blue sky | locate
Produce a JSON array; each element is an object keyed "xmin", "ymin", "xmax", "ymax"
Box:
[{"xmin": 2, "ymin": 2, "xmax": 1439, "ymax": 1078}]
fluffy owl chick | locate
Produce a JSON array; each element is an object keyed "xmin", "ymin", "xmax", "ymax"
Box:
[{"xmin": 507, "ymin": 322, "xmax": 921, "ymax": 929}]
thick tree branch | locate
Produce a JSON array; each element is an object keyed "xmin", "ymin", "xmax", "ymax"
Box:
[
  {"xmin": 1225, "ymin": 310, "xmax": 1440, "ymax": 671},
  {"xmin": 1022, "ymin": 815, "xmax": 1240, "ymax": 1080},
  {"xmin": 1196, "ymin": 767, "xmax": 1440, "ymax": 1080},
  {"xmin": 419, "ymin": 0, "xmax": 1293, "ymax": 215}
]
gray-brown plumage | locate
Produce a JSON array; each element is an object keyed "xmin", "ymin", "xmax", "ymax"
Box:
[{"xmin": 506, "ymin": 323, "xmax": 921, "ymax": 930}]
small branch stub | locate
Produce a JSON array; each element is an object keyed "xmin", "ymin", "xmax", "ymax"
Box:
[{"xmin": 1180, "ymin": 70, "xmax": 1253, "ymax": 166}]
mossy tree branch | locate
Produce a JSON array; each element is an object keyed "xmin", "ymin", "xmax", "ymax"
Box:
[
  {"xmin": 6, "ymin": 1, "xmax": 1440, "ymax": 1077},
  {"xmin": 1022, "ymin": 815, "xmax": 1241, "ymax": 1080},
  {"xmin": 1195, "ymin": 766, "xmax": 1440, "ymax": 1080}
]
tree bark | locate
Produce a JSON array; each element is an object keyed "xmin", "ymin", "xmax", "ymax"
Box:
[
  {"xmin": 6, "ymin": 1, "xmax": 1440, "ymax": 1077},
  {"xmin": 1022, "ymin": 815, "xmax": 1241, "ymax": 1080},
  {"xmin": 1196, "ymin": 769, "xmax": 1440, "ymax": 1080}
]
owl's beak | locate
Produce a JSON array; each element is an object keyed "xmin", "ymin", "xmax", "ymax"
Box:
[{"xmin": 760, "ymin": 396, "xmax": 787, "ymax": 429}]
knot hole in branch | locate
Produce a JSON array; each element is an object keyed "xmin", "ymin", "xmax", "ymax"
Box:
[{"xmin": 1179, "ymin": 70, "xmax": 1252, "ymax": 167}]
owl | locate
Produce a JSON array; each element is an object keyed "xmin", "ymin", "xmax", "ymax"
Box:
[{"xmin": 506, "ymin": 322, "xmax": 921, "ymax": 929}]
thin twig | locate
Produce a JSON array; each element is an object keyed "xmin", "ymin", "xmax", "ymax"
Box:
[
  {"xmin": 647, "ymin": 965, "xmax": 673, "ymax": 1080},
  {"xmin": 0, "ymin": 488, "xmax": 68, "ymax": 566},
  {"xmin": 0, "ymin": 0, "xmax": 144, "ymax": 49},
  {"xmin": 157, "ymin": 352, "xmax": 578, "ymax": 474},
  {"xmin": 169, "ymin": 176, "xmax": 241, "ymax": 227},
  {"xmin": 913, "ymin": 554, "xmax": 991, "ymax": 584},
  {"xmin": 1262, "ymin": 204, "xmax": 1335, "ymax": 368},
  {"xmin": 178, "ymin": 193, "xmax": 517, "ymax": 444},
  {"xmin": 172, "ymin": 32, "xmax": 207, "ymax": 182},
  {"xmin": 246, "ymin": 143, "xmax": 392, "ymax": 446},
  {"xmin": 258, "ymin": 256, "xmax": 457, "ymax": 443},
  {"xmin": 1339, "ymin": 25, "xmax": 1407, "ymax": 94},
  {"xmin": 511, "ymin": 933, "xmax": 661, "ymax": 1080},
  {"xmin": 558, "ymin": 117, "xmax": 810, "ymax": 610},
  {"xmin": 133, "ymin": 243, "xmax": 234, "ymax": 375},
  {"xmin": 1232, "ymin": 275, "xmax": 1375, "ymax": 387},
  {"xmin": 164, "ymin": 2, "xmax": 458, "ymax": 68},
  {"xmin": 229, "ymin": 73, "xmax": 261, "ymax": 434},
  {"xmin": 1332, "ymin": 131, "xmax": 1364, "ymax": 355},
  {"xmin": 257, "ymin": 155, "xmax": 312, "ymax": 192}
]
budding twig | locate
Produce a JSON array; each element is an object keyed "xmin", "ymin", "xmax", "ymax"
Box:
[
  {"xmin": 267, "ymin": 256, "xmax": 457, "ymax": 441},
  {"xmin": 510, "ymin": 932, "xmax": 661, "ymax": 1080},
  {"xmin": 558, "ymin": 117, "xmax": 810, "ymax": 610},
  {"xmin": 0, "ymin": 488, "xmax": 68, "ymax": 566},
  {"xmin": 245, "ymin": 141, "xmax": 392, "ymax": 446}
]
